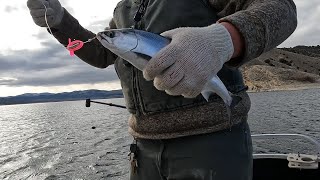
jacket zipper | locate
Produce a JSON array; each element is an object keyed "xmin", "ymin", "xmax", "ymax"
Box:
[
  {"xmin": 132, "ymin": 67, "xmax": 141, "ymax": 116},
  {"xmin": 131, "ymin": 0, "xmax": 149, "ymax": 116}
]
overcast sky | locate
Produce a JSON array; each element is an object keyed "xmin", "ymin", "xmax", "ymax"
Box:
[{"xmin": 0, "ymin": 0, "xmax": 319, "ymax": 97}]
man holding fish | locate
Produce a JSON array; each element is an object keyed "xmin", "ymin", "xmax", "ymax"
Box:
[{"xmin": 27, "ymin": 0, "xmax": 297, "ymax": 179}]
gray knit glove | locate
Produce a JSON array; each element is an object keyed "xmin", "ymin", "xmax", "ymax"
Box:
[
  {"xmin": 143, "ymin": 23, "xmax": 234, "ymax": 98},
  {"xmin": 27, "ymin": 0, "xmax": 64, "ymax": 28}
]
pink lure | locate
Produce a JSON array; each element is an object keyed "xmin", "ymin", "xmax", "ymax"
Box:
[{"xmin": 66, "ymin": 38, "xmax": 84, "ymax": 56}]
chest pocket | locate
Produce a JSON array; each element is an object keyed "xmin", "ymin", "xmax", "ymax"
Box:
[
  {"xmin": 113, "ymin": 0, "xmax": 218, "ymax": 32},
  {"xmin": 112, "ymin": 0, "xmax": 222, "ymax": 115},
  {"xmin": 113, "ymin": 0, "xmax": 137, "ymax": 28}
]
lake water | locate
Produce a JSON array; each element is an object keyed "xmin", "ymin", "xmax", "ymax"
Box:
[{"xmin": 0, "ymin": 88, "xmax": 320, "ymax": 179}]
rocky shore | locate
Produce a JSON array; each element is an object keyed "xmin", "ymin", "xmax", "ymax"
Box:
[{"xmin": 241, "ymin": 46, "xmax": 320, "ymax": 92}]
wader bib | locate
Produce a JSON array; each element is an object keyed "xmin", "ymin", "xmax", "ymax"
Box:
[{"xmin": 112, "ymin": 0, "xmax": 247, "ymax": 116}]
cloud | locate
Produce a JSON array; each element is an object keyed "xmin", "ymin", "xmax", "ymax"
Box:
[
  {"xmin": 4, "ymin": 6, "xmax": 18, "ymax": 13},
  {"xmin": 1, "ymin": 0, "xmax": 319, "ymax": 97},
  {"xmin": 87, "ymin": 19, "xmax": 112, "ymax": 33},
  {"xmin": 9, "ymin": 66, "xmax": 118, "ymax": 87},
  {"xmin": 0, "ymin": 44, "xmax": 67, "ymax": 72},
  {"xmin": 0, "ymin": 40, "xmax": 119, "ymax": 87},
  {"xmin": 280, "ymin": 0, "xmax": 320, "ymax": 47},
  {"xmin": 0, "ymin": 0, "xmax": 121, "ymax": 96},
  {"xmin": 32, "ymin": 31, "xmax": 54, "ymax": 41},
  {"xmin": 0, "ymin": 77, "xmax": 17, "ymax": 85}
]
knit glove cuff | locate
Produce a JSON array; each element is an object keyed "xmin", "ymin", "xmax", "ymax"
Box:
[{"xmin": 143, "ymin": 23, "xmax": 234, "ymax": 98}]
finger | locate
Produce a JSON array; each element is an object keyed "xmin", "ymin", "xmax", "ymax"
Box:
[
  {"xmin": 182, "ymin": 90, "xmax": 201, "ymax": 98},
  {"xmin": 33, "ymin": 15, "xmax": 55, "ymax": 25},
  {"xmin": 160, "ymin": 28, "xmax": 181, "ymax": 38},
  {"xmin": 143, "ymin": 44, "xmax": 178, "ymax": 80},
  {"xmin": 166, "ymin": 79, "xmax": 202, "ymax": 98},
  {"xmin": 27, "ymin": 0, "xmax": 48, "ymax": 9},
  {"xmin": 30, "ymin": 8, "xmax": 54, "ymax": 18},
  {"xmin": 153, "ymin": 64, "xmax": 184, "ymax": 90},
  {"xmin": 181, "ymin": 79, "xmax": 205, "ymax": 98},
  {"xmin": 164, "ymin": 77, "xmax": 189, "ymax": 96}
]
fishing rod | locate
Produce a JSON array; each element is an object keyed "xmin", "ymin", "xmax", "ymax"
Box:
[{"xmin": 85, "ymin": 99, "xmax": 126, "ymax": 109}]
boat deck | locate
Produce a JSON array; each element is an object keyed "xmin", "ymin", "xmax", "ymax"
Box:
[{"xmin": 253, "ymin": 158, "xmax": 320, "ymax": 180}]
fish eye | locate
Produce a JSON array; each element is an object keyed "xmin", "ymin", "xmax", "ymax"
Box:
[{"xmin": 105, "ymin": 31, "xmax": 115, "ymax": 38}]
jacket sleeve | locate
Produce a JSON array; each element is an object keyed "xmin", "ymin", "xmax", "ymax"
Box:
[
  {"xmin": 50, "ymin": 9, "xmax": 117, "ymax": 68},
  {"xmin": 209, "ymin": 0, "xmax": 297, "ymax": 67}
]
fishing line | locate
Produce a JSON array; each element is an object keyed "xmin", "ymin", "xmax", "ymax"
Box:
[
  {"xmin": 41, "ymin": 1, "xmax": 53, "ymax": 35},
  {"xmin": 41, "ymin": 2, "xmax": 96, "ymax": 56},
  {"xmin": 40, "ymin": 2, "xmax": 126, "ymax": 110}
]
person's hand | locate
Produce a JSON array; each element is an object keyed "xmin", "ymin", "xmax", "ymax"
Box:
[
  {"xmin": 27, "ymin": 0, "xmax": 64, "ymax": 28},
  {"xmin": 143, "ymin": 23, "xmax": 234, "ymax": 98}
]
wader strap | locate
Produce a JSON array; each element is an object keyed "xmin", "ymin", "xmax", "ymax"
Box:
[
  {"xmin": 133, "ymin": 0, "xmax": 149, "ymax": 29},
  {"xmin": 129, "ymin": 139, "xmax": 139, "ymax": 174}
]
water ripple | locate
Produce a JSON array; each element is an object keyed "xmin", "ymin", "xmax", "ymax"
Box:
[{"xmin": 0, "ymin": 94, "xmax": 319, "ymax": 179}]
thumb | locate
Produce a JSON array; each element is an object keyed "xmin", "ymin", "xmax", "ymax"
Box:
[{"xmin": 160, "ymin": 28, "xmax": 183, "ymax": 38}]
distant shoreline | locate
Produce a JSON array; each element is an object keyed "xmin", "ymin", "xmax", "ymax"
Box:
[
  {"xmin": 1, "ymin": 85, "xmax": 320, "ymax": 106},
  {"xmin": 0, "ymin": 89, "xmax": 124, "ymax": 106},
  {"xmin": 247, "ymin": 83, "xmax": 320, "ymax": 93}
]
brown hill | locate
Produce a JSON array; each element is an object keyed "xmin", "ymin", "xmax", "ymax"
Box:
[
  {"xmin": 240, "ymin": 47, "xmax": 320, "ymax": 92},
  {"xmin": 281, "ymin": 45, "xmax": 320, "ymax": 58}
]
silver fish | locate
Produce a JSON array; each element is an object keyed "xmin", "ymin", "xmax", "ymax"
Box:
[{"xmin": 96, "ymin": 28, "xmax": 241, "ymax": 112}]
